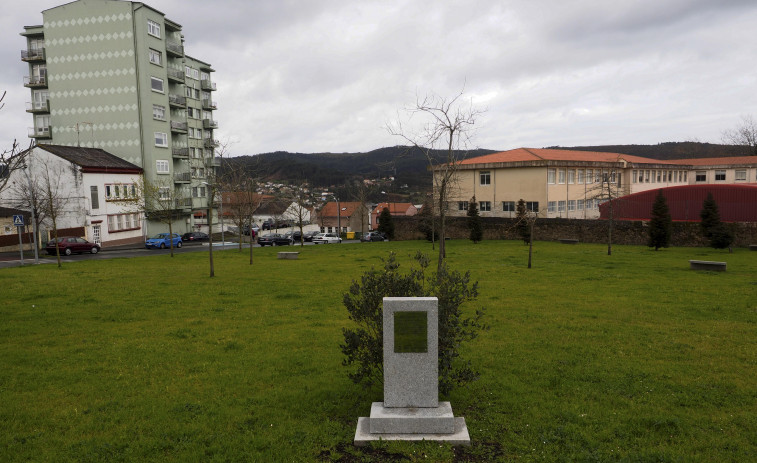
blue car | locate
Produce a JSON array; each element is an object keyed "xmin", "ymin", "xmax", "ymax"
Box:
[{"xmin": 145, "ymin": 233, "xmax": 183, "ymax": 249}]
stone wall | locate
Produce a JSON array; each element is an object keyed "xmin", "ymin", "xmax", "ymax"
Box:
[{"xmin": 394, "ymin": 216, "xmax": 757, "ymax": 247}]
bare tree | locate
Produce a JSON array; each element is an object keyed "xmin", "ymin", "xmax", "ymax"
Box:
[
  {"xmin": 586, "ymin": 165, "xmax": 626, "ymax": 256},
  {"xmin": 118, "ymin": 177, "xmax": 188, "ymax": 258},
  {"xmin": 286, "ymin": 186, "xmax": 313, "ymax": 246},
  {"xmin": 39, "ymin": 163, "xmax": 70, "ymax": 268},
  {"xmin": 8, "ymin": 171, "xmax": 47, "ymax": 253},
  {"xmin": 347, "ymin": 180, "xmax": 373, "ymax": 236},
  {"xmin": 0, "ymin": 93, "xmax": 32, "ymax": 196},
  {"xmin": 221, "ymin": 169, "xmax": 262, "ymax": 263},
  {"xmin": 722, "ymin": 115, "xmax": 757, "ymax": 156},
  {"xmin": 388, "ymin": 89, "xmax": 483, "ymax": 270}
]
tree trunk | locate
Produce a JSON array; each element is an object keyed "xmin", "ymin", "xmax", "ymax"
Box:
[{"xmin": 208, "ymin": 207, "xmax": 214, "ymax": 277}]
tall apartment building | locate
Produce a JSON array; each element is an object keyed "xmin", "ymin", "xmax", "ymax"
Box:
[{"xmin": 21, "ymin": 0, "xmax": 219, "ymax": 234}]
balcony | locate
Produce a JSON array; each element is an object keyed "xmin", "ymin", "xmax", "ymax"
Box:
[
  {"xmin": 21, "ymin": 48, "xmax": 45, "ymax": 61},
  {"xmin": 168, "ymin": 94, "xmax": 186, "ymax": 108},
  {"xmin": 203, "ymin": 138, "xmax": 219, "ymax": 148},
  {"xmin": 165, "ymin": 40, "xmax": 184, "ymax": 57},
  {"xmin": 170, "ymin": 120, "xmax": 188, "ymax": 133},
  {"xmin": 24, "ymin": 75, "xmax": 47, "ymax": 88},
  {"xmin": 26, "ymin": 100, "xmax": 49, "ymax": 113},
  {"xmin": 205, "ymin": 157, "xmax": 221, "ymax": 167},
  {"xmin": 175, "ymin": 198, "xmax": 192, "ymax": 211},
  {"xmin": 28, "ymin": 126, "xmax": 51, "ymax": 139},
  {"xmin": 174, "ymin": 172, "xmax": 191, "ymax": 183},
  {"xmin": 201, "ymin": 79, "xmax": 217, "ymax": 91},
  {"xmin": 167, "ymin": 68, "xmax": 185, "ymax": 82},
  {"xmin": 202, "ymin": 119, "xmax": 218, "ymax": 129},
  {"xmin": 201, "ymin": 99, "xmax": 217, "ymax": 110},
  {"xmin": 172, "ymin": 147, "xmax": 189, "ymax": 159}
]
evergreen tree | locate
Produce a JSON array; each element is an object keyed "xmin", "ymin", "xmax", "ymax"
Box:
[
  {"xmin": 417, "ymin": 195, "xmax": 436, "ymax": 241},
  {"xmin": 648, "ymin": 190, "xmax": 672, "ymax": 250},
  {"xmin": 699, "ymin": 193, "xmax": 720, "ymax": 239},
  {"xmin": 377, "ymin": 207, "xmax": 395, "ymax": 240},
  {"xmin": 467, "ymin": 197, "xmax": 483, "ymax": 243},
  {"xmin": 515, "ymin": 199, "xmax": 530, "ymax": 244},
  {"xmin": 700, "ymin": 193, "xmax": 733, "ymax": 249}
]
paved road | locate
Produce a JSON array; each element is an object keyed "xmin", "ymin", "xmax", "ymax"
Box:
[{"xmin": 0, "ymin": 239, "xmax": 363, "ymax": 269}]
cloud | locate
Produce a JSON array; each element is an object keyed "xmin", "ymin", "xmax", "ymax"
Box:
[{"xmin": 3, "ymin": 0, "xmax": 757, "ymax": 156}]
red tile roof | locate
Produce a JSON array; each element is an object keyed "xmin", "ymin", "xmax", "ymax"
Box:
[
  {"xmin": 665, "ymin": 156, "xmax": 757, "ymax": 166},
  {"xmin": 372, "ymin": 202, "xmax": 416, "ymax": 215},
  {"xmin": 458, "ymin": 148, "xmax": 674, "ymax": 166},
  {"xmin": 319, "ymin": 201, "xmax": 366, "ymax": 218}
]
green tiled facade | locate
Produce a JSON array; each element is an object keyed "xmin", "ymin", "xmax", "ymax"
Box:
[{"xmin": 22, "ymin": 0, "xmax": 218, "ymax": 234}]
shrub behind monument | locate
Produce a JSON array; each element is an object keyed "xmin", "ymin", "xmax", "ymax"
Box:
[{"xmin": 341, "ymin": 252, "xmax": 487, "ymax": 396}]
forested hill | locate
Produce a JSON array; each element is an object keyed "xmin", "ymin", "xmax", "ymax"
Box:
[
  {"xmin": 221, "ymin": 146, "xmax": 498, "ymax": 189},
  {"xmin": 221, "ymin": 142, "xmax": 747, "ymax": 189}
]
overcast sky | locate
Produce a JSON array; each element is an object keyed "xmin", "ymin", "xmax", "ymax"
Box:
[{"xmin": 3, "ymin": 0, "xmax": 757, "ymax": 156}]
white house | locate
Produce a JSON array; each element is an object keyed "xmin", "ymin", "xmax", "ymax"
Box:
[{"xmin": 0, "ymin": 144, "xmax": 144, "ymax": 248}]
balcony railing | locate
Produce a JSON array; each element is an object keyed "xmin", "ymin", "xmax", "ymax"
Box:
[
  {"xmin": 26, "ymin": 100, "xmax": 49, "ymax": 113},
  {"xmin": 172, "ymin": 147, "xmax": 189, "ymax": 158},
  {"xmin": 21, "ymin": 48, "xmax": 45, "ymax": 61},
  {"xmin": 167, "ymin": 68, "xmax": 185, "ymax": 82},
  {"xmin": 203, "ymin": 138, "xmax": 219, "ymax": 148},
  {"xmin": 168, "ymin": 94, "xmax": 186, "ymax": 107},
  {"xmin": 24, "ymin": 75, "xmax": 47, "ymax": 88},
  {"xmin": 175, "ymin": 198, "xmax": 192, "ymax": 210},
  {"xmin": 201, "ymin": 79, "xmax": 217, "ymax": 91},
  {"xmin": 170, "ymin": 120, "xmax": 188, "ymax": 133},
  {"xmin": 201, "ymin": 99, "xmax": 217, "ymax": 110},
  {"xmin": 174, "ymin": 172, "xmax": 191, "ymax": 183},
  {"xmin": 28, "ymin": 126, "xmax": 51, "ymax": 139},
  {"xmin": 205, "ymin": 157, "xmax": 221, "ymax": 167},
  {"xmin": 202, "ymin": 119, "xmax": 218, "ymax": 129},
  {"xmin": 165, "ymin": 40, "xmax": 184, "ymax": 56}
]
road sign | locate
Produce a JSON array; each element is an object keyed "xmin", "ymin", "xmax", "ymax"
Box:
[{"xmin": 13, "ymin": 215, "xmax": 25, "ymax": 227}]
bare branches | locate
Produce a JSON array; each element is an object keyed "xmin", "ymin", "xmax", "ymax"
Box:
[
  {"xmin": 722, "ymin": 115, "xmax": 757, "ymax": 156},
  {"xmin": 387, "ymin": 88, "xmax": 483, "ymax": 269},
  {"xmin": 0, "ymin": 92, "xmax": 33, "ymax": 195}
]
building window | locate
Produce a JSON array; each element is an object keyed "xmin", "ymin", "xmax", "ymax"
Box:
[
  {"xmin": 200, "ymin": 186, "xmax": 206, "ymax": 197},
  {"xmin": 479, "ymin": 201, "xmax": 491, "ymax": 212},
  {"xmin": 568, "ymin": 200, "xmax": 576, "ymax": 211},
  {"xmin": 147, "ymin": 19, "xmax": 161, "ymax": 38},
  {"xmin": 153, "ymin": 104, "xmax": 166, "ymax": 120},
  {"xmin": 155, "ymin": 132, "xmax": 168, "ymax": 147},
  {"xmin": 577, "ymin": 199, "xmax": 584, "ymax": 210},
  {"xmin": 568, "ymin": 170, "xmax": 575, "ymax": 184},
  {"xmin": 502, "ymin": 201, "xmax": 515, "ymax": 212},
  {"xmin": 558, "ymin": 201, "xmax": 566, "ymax": 213},
  {"xmin": 150, "ymin": 77, "xmax": 164, "ymax": 93},
  {"xmin": 695, "ymin": 171, "xmax": 706, "ymax": 182},
  {"xmin": 185, "ymin": 66, "xmax": 200, "ymax": 80},
  {"xmin": 548, "ymin": 201, "xmax": 556, "ymax": 213},
  {"xmin": 656, "ymin": 171, "xmax": 662, "ymax": 182},
  {"xmin": 632, "ymin": 170, "xmax": 637, "ymax": 183},
  {"xmin": 148, "ymin": 48, "xmax": 162, "ymax": 66},
  {"xmin": 192, "ymin": 187, "xmax": 198, "ymax": 197},
  {"xmin": 107, "ymin": 213, "xmax": 140, "ymax": 232},
  {"xmin": 715, "ymin": 170, "xmax": 726, "ymax": 181},
  {"xmin": 156, "ymin": 160, "xmax": 169, "ymax": 174},
  {"xmin": 547, "ymin": 168, "xmax": 556, "ymax": 184},
  {"xmin": 158, "ymin": 187, "xmax": 170, "ymax": 200},
  {"xmin": 644, "ymin": 170, "xmax": 650, "ymax": 183},
  {"xmin": 90, "ymin": 186, "xmax": 99, "ymax": 210},
  {"xmin": 480, "ymin": 171, "xmax": 491, "ymax": 185},
  {"xmin": 526, "ymin": 201, "xmax": 539, "ymax": 212},
  {"xmin": 457, "ymin": 201, "xmax": 468, "ymax": 211},
  {"xmin": 558, "ymin": 169, "xmax": 566, "ymax": 184},
  {"xmin": 735, "ymin": 169, "xmax": 747, "ymax": 181},
  {"xmin": 577, "ymin": 169, "xmax": 585, "ymax": 184},
  {"xmin": 586, "ymin": 169, "xmax": 593, "ymax": 184}
]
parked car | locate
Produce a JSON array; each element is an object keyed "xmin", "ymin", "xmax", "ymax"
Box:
[
  {"xmin": 257, "ymin": 233, "xmax": 293, "ymax": 246},
  {"xmin": 241, "ymin": 224, "xmax": 260, "ymax": 236},
  {"xmin": 284, "ymin": 230, "xmax": 303, "ymax": 242},
  {"xmin": 145, "ymin": 233, "xmax": 182, "ymax": 249},
  {"xmin": 182, "ymin": 232, "xmax": 209, "ymax": 242},
  {"xmin": 361, "ymin": 231, "xmax": 386, "ymax": 242},
  {"xmin": 303, "ymin": 230, "xmax": 320, "ymax": 242},
  {"xmin": 45, "ymin": 236, "xmax": 100, "ymax": 256},
  {"xmin": 263, "ymin": 219, "xmax": 290, "ymax": 230},
  {"xmin": 312, "ymin": 233, "xmax": 342, "ymax": 244}
]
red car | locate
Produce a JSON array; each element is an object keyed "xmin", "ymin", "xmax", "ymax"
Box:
[{"xmin": 45, "ymin": 236, "xmax": 101, "ymax": 256}]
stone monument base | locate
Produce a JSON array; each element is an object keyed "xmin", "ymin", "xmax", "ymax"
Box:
[{"xmin": 354, "ymin": 402, "xmax": 470, "ymax": 446}]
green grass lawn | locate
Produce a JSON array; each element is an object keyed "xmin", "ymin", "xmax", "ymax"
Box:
[{"xmin": 1, "ymin": 241, "xmax": 755, "ymax": 462}]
